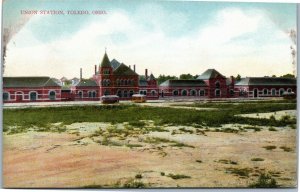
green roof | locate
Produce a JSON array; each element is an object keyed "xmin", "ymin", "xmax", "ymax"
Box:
[
  {"xmin": 100, "ymin": 52, "xmax": 112, "ymax": 68},
  {"xmin": 197, "ymin": 69, "xmax": 225, "ymax": 80},
  {"xmin": 235, "ymin": 77, "xmax": 297, "ymax": 86},
  {"xmin": 110, "ymin": 59, "xmax": 121, "ymax": 69},
  {"xmin": 75, "ymin": 79, "xmax": 98, "ymax": 87},
  {"xmin": 113, "ymin": 63, "xmax": 138, "ymax": 76},
  {"xmin": 3, "ymin": 77, "xmax": 61, "ymax": 88},
  {"xmin": 160, "ymin": 79, "xmax": 207, "ymax": 87}
]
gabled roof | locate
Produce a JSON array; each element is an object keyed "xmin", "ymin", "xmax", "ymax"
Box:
[
  {"xmin": 235, "ymin": 77, "xmax": 297, "ymax": 86},
  {"xmin": 160, "ymin": 79, "xmax": 207, "ymax": 87},
  {"xmin": 75, "ymin": 79, "xmax": 98, "ymax": 87},
  {"xmin": 113, "ymin": 63, "xmax": 138, "ymax": 76},
  {"xmin": 110, "ymin": 59, "xmax": 121, "ymax": 69},
  {"xmin": 3, "ymin": 77, "xmax": 61, "ymax": 88},
  {"xmin": 139, "ymin": 79, "xmax": 148, "ymax": 86},
  {"xmin": 197, "ymin": 69, "xmax": 226, "ymax": 80},
  {"xmin": 148, "ymin": 73, "xmax": 156, "ymax": 80},
  {"xmin": 100, "ymin": 52, "xmax": 112, "ymax": 68}
]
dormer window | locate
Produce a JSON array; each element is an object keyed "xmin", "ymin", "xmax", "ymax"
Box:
[{"xmin": 103, "ymin": 69, "xmax": 110, "ymax": 75}]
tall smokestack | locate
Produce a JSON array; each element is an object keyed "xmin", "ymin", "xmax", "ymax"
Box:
[
  {"xmin": 80, "ymin": 68, "xmax": 82, "ymax": 80},
  {"xmin": 94, "ymin": 65, "xmax": 97, "ymax": 75},
  {"xmin": 145, "ymin": 69, "xmax": 148, "ymax": 79},
  {"xmin": 134, "ymin": 65, "xmax": 136, "ymax": 72}
]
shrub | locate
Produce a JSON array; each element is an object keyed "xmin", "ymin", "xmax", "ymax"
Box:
[
  {"xmin": 135, "ymin": 174, "xmax": 142, "ymax": 179},
  {"xmin": 280, "ymin": 146, "xmax": 292, "ymax": 152},
  {"xmin": 160, "ymin": 172, "xmax": 165, "ymax": 176},
  {"xmin": 251, "ymin": 158, "xmax": 264, "ymax": 161},
  {"xmin": 196, "ymin": 160, "xmax": 202, "ymax": 163},
  {"xmin": 249, "ymin": 173, "xmax": 278, "ymax": 188},
  {"xmin": 167, "ymin": 173, "xmax": 191, "ymax": 180},
  {"xmin": 263, "ymin": 146, "xmax": 276, "ymax": 150},
  {"xmin": 268, "ymin": 127, "xmax": 277, "ymax": 131}
]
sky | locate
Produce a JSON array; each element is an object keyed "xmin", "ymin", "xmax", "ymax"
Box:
[{"xmin": 3, "ymin": 0, "xmax": 297, "ymax": 79}]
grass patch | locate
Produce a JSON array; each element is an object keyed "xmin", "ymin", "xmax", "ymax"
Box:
[
  {"xmin": 226, "ymin": 167, "xmax": 252, "ymax": 177},
  {"xmin": 167, "ymin": 173, "xmax": 191, "ymax": 180},
  {"xmin": 178, "ymin": 127, "xmax": 194, "ymax": 134},
  {"xmin": 126, "ymin": 144, "xmax": 143, "ymax": 148},
  {"xmin": 268, "ymin": 127, "xmax": 277, "ymax": 131},
  {"xmin": 244, "ymin": 126, "xmax": 261, "ymax": 132},
  {"xmin": 249, "ymin": 173, "xmax": 278, "ymax": 188},
  {"xmin": 218, "ymin": 159, "xmax": 238, "ymax": 165},
  {"xmin": 279, "ymin": 146, "xmax": 292, "ymax": 152},
  {"xmin": 135, "ymin": 174, "xmax": 142, "ymax": 179},
  {"xmin": 263, "ymin": 146, "xmax": 277, "ymax": 150},
  {"xmin": 251, "ymin": 158, "xmax": 264, "ymax": 161}
]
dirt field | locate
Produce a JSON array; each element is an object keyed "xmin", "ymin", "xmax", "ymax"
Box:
[{"xmin": 3, "ymin": 108, "xmax": 297, "ymax": 188}]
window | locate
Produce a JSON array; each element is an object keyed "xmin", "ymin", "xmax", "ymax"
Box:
[
  {"xmin": 215, "ymin": 81, "xmax": 220, "ymax": 88},
  {"xmin": 173, "ymin": 90, "xmax": 179, "ymax": 96},
  {"xmin": 30, "ymin": 92, "xmax": 37, "ymax": 101},
  {"xmin": 103, "ymin": 69, "xmax": 110, "ymax": 75},
  {"xmin": 92, "ymin": 91, "xmax": 96, "ymax": 98},
  {"xmin": 279, "ymin": 89, "xmax": 285, "ymax": 96},
  {"xmin": 199, "ymin": 90, "xmax": 205, "ymax": 96},
  {"xmin": 121, "ymin": 80, "xmax": 124, "ymax": 86},
  {"xmin": 104, "ymin": 90, "xmax": 110, "ymax": 96},
  {"xmin": 3, "ymin": 92, "xmax": 9, "ymax": 101},
  {"xmin": 230, "ymin": 89, "xmax": 234, "ymax": 96},
  {"xmin": 123, "ymin": 90, "xmax": 128, "ymax": 97},
  {"xmin": 263, "ymin": 89, "xmax": 268, "ymax": 95},
  {"xmin": 151, "ymin": 90, "xmax": 156, "ymax": 96},
  {"xmin": 116, "ymin": 79, "xmax": 120, "ymax": 86},
  {"xmin": 181, "ymin": 90, "xmax": 187, "ymax": 96},
  {"xmin": 271, "ymin": 88, "xmax": 276, "ymax": 96},
  {"xmin": 78, "ymin": 91, "xmax": 83, "ymax": 98},
  {"xmin": 49, "ymin": 91, "xmax": 56, "ymax": 100},
  {"xmin": 117, "ymin": 90, "xmax": 122, "ymax": 97},
  {"xmin": 287, "ymin": 88, "xmax": 292, "ymax": 93},
  {"xmin": 215, "ymin": 89, "xmax": 221, "ymax": 97},
  {"xmin": 190, "ymin": 90, "xmax": 196, "ymax": 96},
  {"xmin": 129, "ymin": 90, "xmax": 134, "ymax": 97}
]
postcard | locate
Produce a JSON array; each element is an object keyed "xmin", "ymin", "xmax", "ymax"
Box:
[{"xmin": 2, "ymin": 0, "xmax": 298, "ymax": 189}]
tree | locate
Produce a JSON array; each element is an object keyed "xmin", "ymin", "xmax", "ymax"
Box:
[
  {"xmin": 281, "ymin": 74, "xmax": 295, "ymax": 78},
  {"xmin": 157, "ymin": 75, "xmax": 178, "ymax": 84},
  {"xmin": 236, "ymin": 74, "xmax": 241, "ymax": 81},
  {"xmin": 272, "ymin": 75, "xmax": 277, "ymax": 77},
  {"xmin": 179, "ymin": 73, "xmax": 194, "ymax": 80}
]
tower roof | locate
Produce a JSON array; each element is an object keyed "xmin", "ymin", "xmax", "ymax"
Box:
[
  {"xmin": 197, "ymin": 69, "xmax": 225, "ymax": 80},
  {"xmin": 100, "ymin": 52, "xmax": 111, "ymax": 68}
]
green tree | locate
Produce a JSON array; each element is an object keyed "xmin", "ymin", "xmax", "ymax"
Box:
[
  {"xmin": 179, "ymin": 73, "xmax": 194, "ymax": 80},
  {"xmin": 236, "ymin": 74, "xmax": 241, "ymax": 81},
  {"xmin": 157, "ymin": 75, "xmax": 178, "ymax": 84},
  {"xmin": 281, "ymin": 74, "xmax": 295, "ymax": 78}
]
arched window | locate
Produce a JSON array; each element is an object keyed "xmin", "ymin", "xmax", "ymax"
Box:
[
  {"xmin": 279, "ymin": 88, "xmax": 285, "ymax": 96},
  {"xmin": 181, "ymin": 90, "xmax": 187, "ymax": 96},
  {"xmin": 30, "ymin": 92, "xmax": 37, "ymax": 101},
  {"xmin": 263, "ymin": 89, "xmax": 268, "ymax": 95},
  {"xmin": 49, "ymin": 91, "xmax": 56, "ymax": 100},
  {"xmin": 173, "ymin": 90, "xmax": 179, "ymax": 96},
  {"xmin": 78, "ymin": 91, "xmax": 83, "ymax": 98},
  {"xmin": 107, "ymin": 80, "xmax": 110, "ymax": 86},
  {"xmin": 143, "ymin": 91, "xmax": 147, "ymax": 95},
  {"xmin": 3, "ymin": 92, "xmax": 9, "ymax": 101},
  {"xmin": 190, "ymin": 90, "xmax": 196, "ymax": 96},
  {"xmin": 271, "ymin": 88, "xmax": 276, "ymax": 96},
  {"xmin": 117, "ymin": 90, "xmax": 122, "ymax": 97},
  {"xmin": 151, "ymin": 90, "xmax": 156, "ymax": 96},
  {"xmin": 215, "ymin": 81, "xmax": 220, "ymax": 88},
  {"xmin": 230, "ymin": 89, "xmax": 234, "ymax": 96},
  {"xmin": 215, "ymin": 89, "xmax": 221, "ymax": 97},
  {"xmin": 287, "ymin": 88, "xmax": 292, "ymax": 93},
  {"xmin": 120, "ymin": 80, "xmax": 124, "ymax": 86},
  {"xmin": 124, "ymin": 80, "xmax": 128, "ymax": 85},
  {"xmin": 129, "ymin": 90, "xmax": 134, "ymax": 97},
  {"xmin": 123, "ymin": 90, "xmax": 128, "ymax": 97},
  {"xmin": 199, "ymin": 90, "xmax": 205, "ymax": 96},
  {"xmin": 92, "ymin": 91, "xmax": 96, "ymax": 98},
  {"xmin": 116, "ymin": 79, "xmax": 120, "ymax": 86}
]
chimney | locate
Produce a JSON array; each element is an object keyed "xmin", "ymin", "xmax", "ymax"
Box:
[
  {"xmin": 80, "ymin": 68, "xmax": 82, "ymax": 80},
  {"xmin": 94, "ymin": 65, "xmax": 97, "ymax": 75},
  {"xmin": 133, "ymin": 65, "xmax": 136, "ymax": 72},
  {"xmin": 145, "ymin": 69, "xmax": 148, "ymax": 79},
  {"xmin": 129, "ymin": 65, "xmax": 131, "ymax": 69}
]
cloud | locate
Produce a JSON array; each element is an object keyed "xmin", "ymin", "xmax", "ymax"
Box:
[{"xmin": 4, "ymin": 6, "xmax": 294, "ymax": 79}]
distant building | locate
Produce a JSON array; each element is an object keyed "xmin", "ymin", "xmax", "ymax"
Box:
[
  {"xmin": 2, "ymin": 53, "xmax": 297, "ymax": 103},
  {"xmin": 3, "ymin": 77, "xmax": 61, "ymax": 102}
]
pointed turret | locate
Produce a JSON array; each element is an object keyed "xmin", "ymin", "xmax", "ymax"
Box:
[{"xmin": 100, "ymin": 52, "xmax": 111, "ymax": 68}]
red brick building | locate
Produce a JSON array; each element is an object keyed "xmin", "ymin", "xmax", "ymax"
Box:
[{"xmin": 3, "ymin": 77, "xmax": 61, "ymax": 103}]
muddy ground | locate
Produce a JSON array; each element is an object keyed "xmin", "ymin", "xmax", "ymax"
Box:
[{"xmin": 3, "ymin": 108, "xmax": 297, "ymax": 188}]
